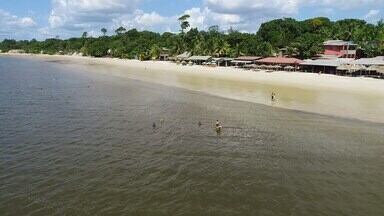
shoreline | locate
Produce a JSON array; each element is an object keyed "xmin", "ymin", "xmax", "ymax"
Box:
[{"xmin": 2, "ymin": 53, "xmax": 384, "ymax": 123}]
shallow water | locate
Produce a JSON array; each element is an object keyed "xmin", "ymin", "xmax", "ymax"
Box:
[
  {"xmin": 1, "ymin": 57, "xmax": 383, "ymax": 215},
  {"xmin": 56, "ymin": 58, "xmax": 384, "ymax": 123}
]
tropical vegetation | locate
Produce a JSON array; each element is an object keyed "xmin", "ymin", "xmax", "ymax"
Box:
[{"xmin": 0, "ymin": 16, "xmax": 383, "ymax": 60}]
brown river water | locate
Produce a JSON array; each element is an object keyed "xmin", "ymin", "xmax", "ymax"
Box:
[{"xmin": 0, "ymin": 56, "xmax": 383, "ymax": 215}]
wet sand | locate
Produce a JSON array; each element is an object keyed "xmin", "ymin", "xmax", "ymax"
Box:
[{"xmin": 3, "ymin": 53, "xmax": 384, "ymax": 123}]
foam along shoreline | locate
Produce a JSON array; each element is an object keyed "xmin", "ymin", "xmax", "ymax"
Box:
[{"xmin": 3, "ymin": 53, "xmax": 384, "ymax": 123}]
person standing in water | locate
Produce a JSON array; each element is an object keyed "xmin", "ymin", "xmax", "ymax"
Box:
[
  {"xmin": 215, "ymin": 120, "xmax": 222, "ymax": 134},
  {"xmin": 271, "ymin": 92, "xmax": 276, "ymax": 101},
  {"xmin": 216, "ymin": 120, "xmax": 220, "ymax": 127}
]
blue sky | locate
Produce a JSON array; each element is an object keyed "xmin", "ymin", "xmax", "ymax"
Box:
[{"xmin": 0, "ymin": 0, "xmax": 382, "ymax": 40}]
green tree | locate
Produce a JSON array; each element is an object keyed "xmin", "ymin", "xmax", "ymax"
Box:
[
  {"xmin": 178, "ymin": 14, "xmax": 190, "ymax": 33},
  {"xmin": 150, "ymin": 44, "xmax": 161, "ymax": 59},
  {"xmin": 81, "ymin": 32, "xmax": 88, "ymax": 38},
  {"xmin": 101, "ymin": 28, "xmax": 107, "ymax": 36},
  {"xmin": 115, "ymin": 26, "xmax": 126, "ymax": 35}
]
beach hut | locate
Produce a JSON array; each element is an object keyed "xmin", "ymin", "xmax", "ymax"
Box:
[
  {"xmin": 187, "ymin": 56, "xmax": 212, "ymax": 65},
  {"xmin": 232, "ymin": 56, "xmax": 262, "ymax": 67},
  {"xmin": 175, "ymin": 52, "xmax": 191, "ymax": 62},
  {"xmin": 8, "ymin": 49, "xmax": 25, "ymax": 54},
  {"xmin": 350, "ymin": 64, "xmax": 366, "ymax": 76},
  {"xmin": 159, "ymin": 53, "xmax": 169, "ymax": 61},
  {"xmin": 256, "ymin": 57, "xmax": 303, "ymax": 70},
  {"xmin": 159, "ymin": 48, "xmax": 170, "ymax": 61},
  {"xmin": 300, "ymin": 58, "xmax": 353, "ymax": 74},
  {"xmin": 367, "ymin": 65, "xmax": 384, "ymax": 78},
  {"xmin": 213, "ymin": 57, "xmax": 233, "ymax": 67},
  {"xmin": 336, "ymin": 64, "xmax": 351, "ymax": 75},
  {"xmin": 353, "ymin": 56, "xmax": 384, "ymax": 66}
]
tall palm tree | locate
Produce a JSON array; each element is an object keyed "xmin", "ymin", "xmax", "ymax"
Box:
[
  {"xmin": 115, "ymin": 26, "xmax": 126, "ymax": 35},
  {"xmin": 178, "ymin": 14, "xmax": 190, "ymax": 34},
  {"xmin": 101, "ymin": 28, "xmax": 107, "ymax": 36},
  {"xmin": 214, "ymin": 39, "xmax": 231, "ymax": 57}
]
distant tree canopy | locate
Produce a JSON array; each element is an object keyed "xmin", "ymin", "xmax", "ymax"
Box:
[{"xmin": 1, "ymin": 17, "xmax": 383, "ymax": 59}]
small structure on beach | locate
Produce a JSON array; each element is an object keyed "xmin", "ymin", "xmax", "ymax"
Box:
[
  {"xmin": 256, "ymin": 57, "xmax": 303, "ymax": 70},
  {"xmin": 231, "ymin": 56, "xmax": 262, "ymax": 67},
  {"xmin": 301, "ymin": 57, "xmax": 384, "ymax": 78},
  {"xmin": 213, "ymin": 57, "xmax": 233, "ymax": 67},
  {"xmin": 187, "ymin": 56, "xmax": 212, "ymax": 65},
  {"xmin": 159, "ymin": 48, "xmax": 170, "ymax": 61},
  {"xmin": 159, "ymin": 53, "xmax": 169, "ymax": 61},
  {"xmin": 353, "ymin": 56, "xmax": 384, "ymax": 66},
  {"xmin": 175, "ymin": 52, "xmax": 191, "ymax": 62},
  {"xmin": 8, "ymin": 49, "xmax": 25, "ymax": 54},
  {"xmin": 300, "ymin": 58, "xmax": 353, "ymax": 74}
]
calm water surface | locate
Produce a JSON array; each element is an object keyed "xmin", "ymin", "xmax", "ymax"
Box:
[{"xmin": 0, "ymin": 57, "xmax": 383, "ymax": 216}]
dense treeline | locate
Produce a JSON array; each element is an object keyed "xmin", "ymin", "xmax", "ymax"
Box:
[{"xmin": 1, "ymin": 17, "xmax": 383, "ymax": 59}]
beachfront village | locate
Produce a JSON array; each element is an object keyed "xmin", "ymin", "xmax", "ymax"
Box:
[
  {"xmin": 159, "ymin": 40, "xmax": 384, "ymax": 79},
  {"xmin": 5, "ymin": 39, "xmax": 384, "ymax": 79},
  {"xmin": 1, "ymin": 16, "xmax": 383, "ymax": 78}
]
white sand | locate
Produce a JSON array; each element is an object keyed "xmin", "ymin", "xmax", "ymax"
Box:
[{"xmin": 3, "ymin": 53, "xmax": 384, "ymax": 123}]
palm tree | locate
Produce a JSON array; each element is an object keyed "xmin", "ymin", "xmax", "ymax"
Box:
[
  {"xmin": 192, "ymin": 35, "xmax": 205, "ymax": 55},
  {"xmin": 115, "ymin": 26, "xmax": 126, "ymax": 35},
  {"xmin": 214, "ymin": 39, "xmax": 231, "ymax": 57},
  {"xmin": 81, "ymin": 32, "xmax": 88, "ymax": 38},
  {"xmin": 178, "ymin": 14, "xmax": 190, "ymax": 34},
  {"xmin": 101, "ymin": 28, "xmax": 107, "ymax": 36},
  {"xmin": 150, "ymin": 44, "xmax": 161, "ymax": 59},
  {"xmin": 172, "ymin": 37, "xmax": 185, "ymax": 55}
]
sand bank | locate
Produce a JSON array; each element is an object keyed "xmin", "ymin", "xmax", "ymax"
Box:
[{"xmin": 3, "ymin": 53, "xmax": 384, "ymax": 123}]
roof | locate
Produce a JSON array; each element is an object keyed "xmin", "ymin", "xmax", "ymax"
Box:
[
  {"xmin": 234, "ymin": 56, "xmax": 262, "ymax": 61},
  {"xmin": 231, "ymin": 60, "xmax": 253, "ymax": 64},
  {"xmin": 213, "ymin": 57, "xmax": 233, "ymax": 62},
  {"xmin": 300, "ymin": 59, "xmax": 353, "ymax": 67},
  {"xmin": 353, "ymin": 56, "xmax": 384, "ymax": 66},
  {"xmin": 256, "ymin": 57, "xmax": 304, "ymax": 65},
  {"xmin": 366, "ymin": 65, "xmax": 384, "ymax": 73},
  {"xmin": 176, "ymin": 52, "xmax": 191, "ymax": 59},
  {"xmin": 187, "ymin": 56, "xmax": 212, "ymax": 61},
  {"xmin": 323, "ymin": 40, "xmax": 357, "ymax": 46},
  {"xmin": 315, "ymin": 54, "xmax": 343, "ymax": 59}
]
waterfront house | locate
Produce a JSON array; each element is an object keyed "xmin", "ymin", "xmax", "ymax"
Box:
[{"xmin": 321, "ymin": 40, "xmax": 357, "ymax": 59}]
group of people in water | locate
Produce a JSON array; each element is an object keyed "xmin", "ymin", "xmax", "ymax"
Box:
[{"xmin": 153, "ymin": 92, "xmax": 277, "ymax": 133}]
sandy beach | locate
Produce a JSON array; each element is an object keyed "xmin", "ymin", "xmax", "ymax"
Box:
[{"xmin": 2, "ymin": 53, "xmax": 384, "ymax": 123}]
